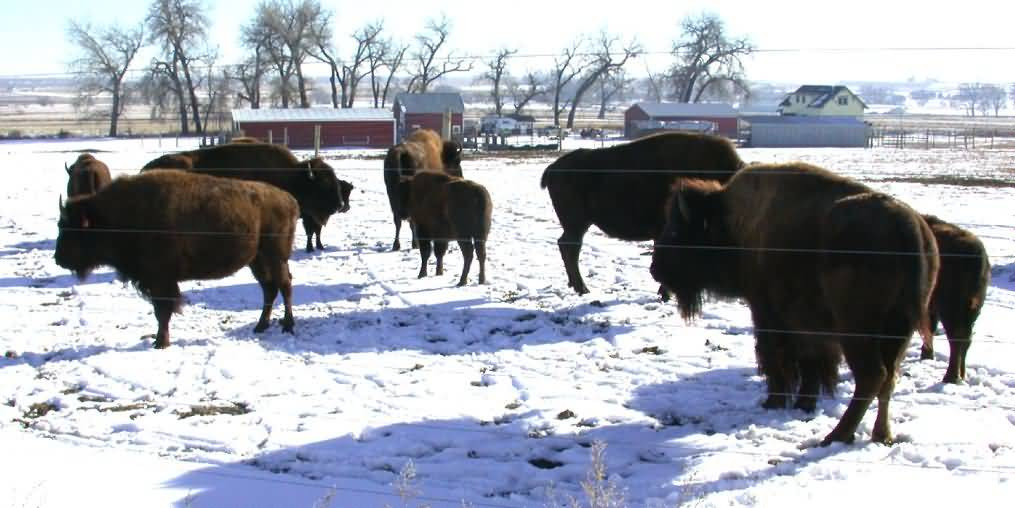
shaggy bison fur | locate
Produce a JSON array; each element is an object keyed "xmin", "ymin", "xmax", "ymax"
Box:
[
  {"xmin": 141, "ymin": 143, "xmax": 346, "ymax": 250},
  {"xmin": 383, "ymin": 129, "xmax": 463, "ymax": 251},
  {"xmin": 55, "ymin": 170, "xmax": 299, "ymax": 349},
  {"xmin": 764, "ymin": 214, "xmax": 991, "ymax": 411},
  {"xmin": 540, "ymin": 132, "xmax": 743, "ymax": 295},
  {"xmin": 649, "ymin": 162, "xmax": 939, "ymax": 445},
  {"xmin": 407, "ymin": 171, "xmax": 491, "ymax": 286},
  {"xmin": 65, "ymin": 153, "xmax": 112, "ymax": 198}
]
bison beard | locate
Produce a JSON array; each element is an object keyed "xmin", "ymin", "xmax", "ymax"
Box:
[
  {"xmin": 540, "ymin": 132, "xmax": 743, "ymax": 295},
  {"xmin": 141, "ymin": 142, "xmax": 347, "ymax": 252},
  {"xmin": 407, "ymin": 171, "xmax": 492, "ymax": 286},
  {"xmin": 383, "ymin": 129, "xmax": 464, "ymax": 251},
  {"xmin": 55, "ymin": 170, "xmax": 299, "ymax": 349},
  {"xmin": 650, "ymin": 163, "xmax": 939, "ymax": 446}
]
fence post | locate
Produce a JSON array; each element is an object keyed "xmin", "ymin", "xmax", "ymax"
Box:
[
  {"xmin": 283, "ymin": 127, "xmax": 289, "ymax": 147},
  {"xmin": 314, "ymin": 124, "xmax": 321, "ymax": 157},
  {"xmin": 268, "ymin": 130, "xmax": 273, "ymax": 145}
]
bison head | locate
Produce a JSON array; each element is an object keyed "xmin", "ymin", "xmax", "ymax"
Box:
[
  {"xmin": 55, "ymin": 196, "xmax": 101, "ymax": 280},
  {"xmin": 650, "ymin": 179, "xmax": 725, "ymax": 321},
  {"xmin": 300, "ymin": 158, "xmax": 345, "ymax": 217},
  {"xmin": 441, "ymin": 140, "xmax": 463, "ymax": 176},
  {"xmin": 337, "ymin": 179, "xmax": 354, "ymax": 213}
]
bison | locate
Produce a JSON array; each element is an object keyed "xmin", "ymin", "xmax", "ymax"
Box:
[
  {"xmin": 141, "ymin": 143, "xmax": 346, "ymax": 250},
  {"xmin": 407, "ymin": 171, "xmax": 491, "ymax": 286},
  {"xmin": 301, "ymin": 178, "xmax": 354, "ymax": 252},
  {"xmin": 65, "ymin": 153, "xmax": 112, "ymax": 197},
  {"xmin": 760, "ymin": 214, "xmax": 991, "ymax": 411},
  {"xmin": 55, "ymin": 170, "xmax": 299, "ymax": 349},
  {"xmin": 384, "ymin": 129, "xmax": 463, "ymax": 251},
  {"xmin": 650, "ymin": 162, "xmax": 939, "ymax": 446},
  {"xmin": 919, "ymin": 215, "xmax": 990, "ymax": 383},
  {"xmin": 540, "ymin": 132, "xmax": 744, "ymax": 295}
]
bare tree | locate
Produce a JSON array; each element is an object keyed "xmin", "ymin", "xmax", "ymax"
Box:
[
  {"xmin": 980, "ymin": 84, "xmax": 1006, "ymax": 117},
  {"xmin": 228, "ymin": 57, "xmax": 265, "ymax": 109},
  {"xmin": 596, "ymin": 69, "xmax": 633, "ymax": 119},
  {"xmin": 237, "ymin": 14, "xmax": 272, "ymax": 109},
  {"xmin": 406, "ymin": 15, "xmax": 472, "ymax": 93},
  {"xmin": 372, "ymin": 41, "xmax": 408, "ymax": 108},
  {"xmin": 955, "ymin": 83, "xmax": 982, "ymax": 117},
  {"xmin": 510, "ymin": 71, "xmax": 547, "ymax": 115},
  {"xmin": 565, "ymin": 32, "xmax": 640, "ymax": 128},
  {"xmin": 313, "ymin": 20, "xmax": 384, "ymax": 108},
  {"xmin": 642, "ymin": 64, "xmax": 666, "ymax": 103},
  {"xmin": 147, "ymin": 0, "xmax": 213, "ymax": 134},
  {"xmin": 549, "ymin": 40, "xmax": 588, "ymax": 127},
  {"xmin": 66, "ymin": 20, "xmax": 144, "ymax": 137},
  {"xmin": 1010, "ymin": 83, "xmax": 1015, "ymax": 109},
  {"xmin": 669, "ymin": 13, "xmax": 754, "ymax": 103},
  {"xmin": 247, "ymin": 0, "xmax": 317, "ymax": 108},
  {"xmin": 481, "ymin": 48, "xmax": 517, "ymax": 116}
]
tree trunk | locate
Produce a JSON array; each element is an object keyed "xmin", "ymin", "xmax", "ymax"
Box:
[
  {"xmin": 181, "ymin": 59, "xmax": 203, "ymax": 134},
  {"xmin": 328, "ymin": 63, "xmax": 339, "ymax": 108},
  {"xmin": 296, "ymin": 66, "xmax": 309, "ymax": 108},
  {"xmin": 109, "ymin": 82, "xmax": 121, "ymax": 137}
]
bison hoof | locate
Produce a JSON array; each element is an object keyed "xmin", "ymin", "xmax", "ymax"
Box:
[
  {"xmin": 920, "ymin": 346, "xmax": 934, "ymax": 360},
  {"xmin": 315, "ymin": 243, "xmax": 324, "ymax": 251},
  {"xmin": 456, "ymin": 279, "xmax": 467, "ymax": 287},
  {"xmin": 282, "ymin": 322, "xmax": 295, "ymax": 334},
  {"xmin": 942, "ymin": 373, "xmax": 963, "ymax": 384},
  {"xmin": 820, "ymin": 431, "xmax": 856, "ymax": 447},
  {"xmin": 793, "ymin": 398, "xmax": 818, "ymax": 413},
  {"xmin": 870, "ymin": 432, "xmax": 894, "ymax": 446},
  {"xmin": 153, "ymin": 339, "xmax": 171, "ymax": 349},
  {"xmin": 761, "ymin": 395, "xmax": 788, "ymax": 410},
  {"xmin": 392, "ymin": 241, "xmax": 401, "ymax": 251},
  {"xmin": 417, "ymin": 271, "xmax": 427, "ymax": 279},
  {"xmin": 253, "ymin": 321, "xmax": 270, "ymax": 333}
]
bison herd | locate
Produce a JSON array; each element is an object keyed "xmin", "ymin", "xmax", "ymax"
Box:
[{"xmin": 54, "ymin": 130, "xmax": 990, "ymax": 447}]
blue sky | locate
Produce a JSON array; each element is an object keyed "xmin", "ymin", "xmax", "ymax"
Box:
[{"xmin": 3, "ymin": 0, "xmax": 1015, "ymax": 84}]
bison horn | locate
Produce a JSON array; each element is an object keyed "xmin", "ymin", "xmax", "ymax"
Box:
[
  {"xmin": 59, "ymin": 195, "xmax": 64, "ymax": 211},
  {"xmin": 306, "ymin": 161, "xmax": 315, "ymax": 180},
  {"xmin": 676, "ymin": 193, "xmax": 692, "ymax": 222},
  {"xmin": 64, "ymin": 162, "xmax": 71, "ymax": 174}
]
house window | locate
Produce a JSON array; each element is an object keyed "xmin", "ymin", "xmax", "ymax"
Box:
[{"xmin": 838, "ymin": 96, "xmax": 848, "ymax": 106}]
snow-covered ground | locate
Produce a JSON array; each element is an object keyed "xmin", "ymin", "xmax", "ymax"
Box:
[{"xmin": 1, "ymin": 137, "xmax": 1013, "ymax": 507}]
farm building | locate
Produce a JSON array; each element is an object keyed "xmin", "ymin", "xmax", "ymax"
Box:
[
  {"xmin": 230, "ymin": 108, "xmax": 395, "ymax": 149},
  {"xmin": 778, "ymin": 85, "xmax": 868, "ymax": 118},
  {"xmin": 392, "ymin": 92, "xmax": 465, "ymax": 141},
  {"xmin": 624, "ymin": 102, "xmax": 739, "ymax": 139},
  {"xmin": 741, "ymin": 115, "xmax": 870, "ymax": 148}
]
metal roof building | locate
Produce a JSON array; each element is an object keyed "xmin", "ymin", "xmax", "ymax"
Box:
[
  {"xmin": 392, "ymin": 93, "xmax": 465, "ymax": 141},
  {"xmin": 742, "ymin": 115, "xmax": 870, "ymax": 148},
  {"xmin": 230, "ymin": 108, "xmax": 395, "ymax": 149},
  {"xmin": 624, "ymin": 102, "xmax": 739, "ymax": 139}
]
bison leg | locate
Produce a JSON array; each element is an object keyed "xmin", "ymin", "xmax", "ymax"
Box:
[
  {"xmin": 457, "ymin": 239, "xmax": 474, "ymax": 286},
  {"xmin": 150, "ymin": 282, "xmax": 182, "ymax": 350},
  {"xmin": 302, "ymin": 218, "xmax": 316, "ymax": 253},
  {"xmin": 249, "ymin": 256, "xmax": 292, "ymax": 333},
  {"xmin": 314, "ymin": 224, "xmax": 324, "ymax": 251},
  {"xmin": 434, "ymin": 240, "xmax": 448, "ymax": 276},
  {"xmin": 558, "ymin": 225, "xmax": 590, "ymax": 295},
  {"xmin": 752, "ymin": 307, "xmax": 794, "ymax": 409},
  {"xmin": 920, "ymin": 314, "xmax": 939, "ymax": 360},
  {"xmin": 942, "ymin": 320, "xmax": 972, "ymax": 384},
  {"xmin": 476, "ymin": 239, "xmax": 487, "ymax": 285},
  {"xmin": 822, "ymin": 340, "xmax": 887, "ymax": 446},
  {"xmin": 416, "ymin": 225, "xmax": 432, "ymax": 279},
  {"xmin": 392, "ymin": 211, "xmax": 403, "ymax": 251}
]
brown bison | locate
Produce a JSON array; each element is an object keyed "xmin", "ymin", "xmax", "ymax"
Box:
[
  {"xmin": 920, "ymin": 215, "xmax": 990, "ymax": 383},
  {"xmin": 65, "ymin": 153, "xmax": 112, "ymax": 197},
  {"xmin": 761, "ymin": 214, "xmax": 991, "ymax": 411},
  {"xmin": 540, "ymin": 132, "xmax": 744, "ymax": 295},
  {"xmin": 650, "ymin": 162, "xmax": 939, "ymax": 445},
  {"xmin": 301, "ymin": 178, "xmax": 354, "ymax": 252},
  {"xmin": 55, "ymin": 170, "xmax": 299, "ymax": 349},
  {"xmin": 141, "ymin": 143, "xmax": 346, "ymax": 249},
  {"xmin": 407, "ymin": 171, "xmax": 491, "ymax": 286},
  {"xmin": 384, "ymin": 129, "xmax": 464, "ymax": 250}
]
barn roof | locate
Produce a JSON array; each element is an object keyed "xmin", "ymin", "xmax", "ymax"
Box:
[
  {"xmin": 393, "ymin": 93, "xmax": 466, "ymax": 114},
  {"xmin": 630, "ymin": 102, "xmax": 738, "ymax": 118},
  {"xmin": 231, "ymin": 108, "xmax": 394, "ymax": 123},
  {"xmin": 742, "ymin": 115, "xmax": 867, "ymax": 125}
]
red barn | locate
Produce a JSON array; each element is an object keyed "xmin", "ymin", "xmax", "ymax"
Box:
[
  {"xmin": 624, "ymin": 102, "xmax": 739, "ymax": 139},
  {"xmin": 392, "ymin": 92, "xmax": 465, "ymax": 141},
  {"xmin": 230, "ymin": 108, "xmax": 395, "ymax": 149}
]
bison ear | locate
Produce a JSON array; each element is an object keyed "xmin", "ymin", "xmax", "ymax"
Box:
[{"xmin": 676, "ymin": 192, "xmax": 693, "ymax": 223}]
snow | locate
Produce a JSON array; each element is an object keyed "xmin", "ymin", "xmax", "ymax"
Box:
[{"xmin": 1, "ymin": 136, "xmax": 1014, "ymax": 507}]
